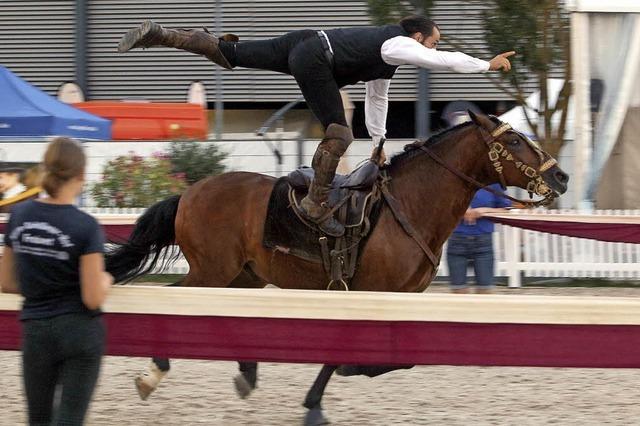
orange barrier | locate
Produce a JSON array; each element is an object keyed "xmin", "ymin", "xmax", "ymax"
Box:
[{"xmin": 73, "ymin": 101, "xmax": 208, "ymax": 140}]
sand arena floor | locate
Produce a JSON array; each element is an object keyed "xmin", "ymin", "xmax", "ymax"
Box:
[{"xmin": 3, "ymin": 284, "xmax": 640, "ymax": 426}]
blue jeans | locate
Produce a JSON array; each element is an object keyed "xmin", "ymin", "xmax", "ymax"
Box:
[
  {"xmin": 446, "ymin": 233, "xmax": 495, "ymax": 289},
  {"xmin": 21, "ymin": 313, "xmax": 105, "ymax": 426}
]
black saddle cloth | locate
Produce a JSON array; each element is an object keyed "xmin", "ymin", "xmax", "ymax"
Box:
[{"xmin": 263, "ymin": 177, "xmax": 327, "ymax": 263}]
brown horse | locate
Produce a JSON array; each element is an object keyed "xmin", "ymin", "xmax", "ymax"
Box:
[{"xmin": 106, "ymin": 111, "xmax": 568, "ymax": 425}]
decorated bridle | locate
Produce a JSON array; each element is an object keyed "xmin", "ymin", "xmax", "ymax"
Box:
[
  {"xmin": 418, "ymin": 120, "xmax": 559, "ymax": 207},
  {"xmin": 484, "ymin": 122, "xmax": 557, "ymax": 195},
  {"xmin": 375, "ymin": 118, "xmax": 559, "ymax": 281}
]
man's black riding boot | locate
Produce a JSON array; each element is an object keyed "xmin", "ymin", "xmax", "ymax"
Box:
[
  {"xmin": 300, "ymin": 123, "xmax": 353, "ymax": 237},
  {"xmin": 117, "ymin": 20, "xmax": 233, "ymax": 69}
]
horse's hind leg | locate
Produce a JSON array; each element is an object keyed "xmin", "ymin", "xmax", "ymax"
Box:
[
  {"xmin": 302, "ymin": 364, "xmax": 338, "ymax": 426},
  {"xmin": 234, "ymin": 361, "xmax": 258, "ymax": 399},
  {"xmin": 135, "ymin": 357, "xmax": 170, "ymax": 400},
  {"xmin": 231, "ymin": 266, "xmax": 265, "ymax": 399},
  {"xmin": 134, "ymin": 278, "xmax": 189, "ymax": 400}
]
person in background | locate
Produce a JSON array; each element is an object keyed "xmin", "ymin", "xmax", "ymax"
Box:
[
  {"xmin": 0, "ymin": 163, "xmax": 43, "ymax": 213},
  {"xmin": 446, "ymin": 184, "xmax": 511, "ymax": 294},
  {"xmin": 0, "ymin": 137, "xmax": 113, "ymax": 426},
  {"xmin": 0, "ymin": 162, "xmax": 27, "ymax": 200}
]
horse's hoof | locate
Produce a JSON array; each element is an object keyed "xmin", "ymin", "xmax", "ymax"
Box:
[
  {"xmin": 134, "ymin": 375, "xmax": 156, "ymax": 401},
  {"xmin": 304, "ymin": 408, "xmax": 330, "ymax": 426},
  {"xmin": 233, "ymin": 374, "xmax": 254, "ymax": 399}
]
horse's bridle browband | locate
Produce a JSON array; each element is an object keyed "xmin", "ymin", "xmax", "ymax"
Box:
[{"xmin": 418, "ymin": 121, "xmax": 558, "ymax": 208}]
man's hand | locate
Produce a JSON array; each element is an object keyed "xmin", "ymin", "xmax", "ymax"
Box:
[
  {"xmin": 463, "ymin": 208, "xmax": 482, "ymax": 225},
  {"xmin": 371, "ymin": 146, "xmax": 386, "ymax": 167},
  {"xmin": 489, "ymin": 51, "xmax": 516, "ymax": 72}
]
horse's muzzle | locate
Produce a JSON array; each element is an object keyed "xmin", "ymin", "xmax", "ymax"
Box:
[{"xmin": 542, "ymin": 166, "xmax": 569, "ymax": 195}]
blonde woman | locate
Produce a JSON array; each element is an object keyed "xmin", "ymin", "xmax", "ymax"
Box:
[{"xmin": 0, "ymin": 137, "xmax": 113, "ymax": 425}]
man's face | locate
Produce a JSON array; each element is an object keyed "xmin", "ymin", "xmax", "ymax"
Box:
[
  {"xmin": 0, "ymin": 172, "xmax": 20, "ymax": 193},
  {"xmin": 415, "ymin": 27, "xmax": 441, "ymax": 49}
]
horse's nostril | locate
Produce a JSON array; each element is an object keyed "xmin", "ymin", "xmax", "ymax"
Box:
[{"xmin": 555, "ymin": 171, "xmax": 569, "ymax": 184}]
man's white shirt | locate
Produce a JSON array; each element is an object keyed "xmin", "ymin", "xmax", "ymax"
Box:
[{"xmin": 365, "ymin": 36, "xmax": 491, "ymax": 146}]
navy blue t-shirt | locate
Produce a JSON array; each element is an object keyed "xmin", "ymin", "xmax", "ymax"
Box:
[
  {"xmin": 452, "ymin": 184, "xmax": 511, "ymax": 235},
  {"xmin": 5, "ymin": 200, "xmax": 105, "ymax": 320}
]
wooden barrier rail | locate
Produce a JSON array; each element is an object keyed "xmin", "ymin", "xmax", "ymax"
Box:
[{"xmin": 2, "ymin": 287, "xmax": 640, "ymax": 368}]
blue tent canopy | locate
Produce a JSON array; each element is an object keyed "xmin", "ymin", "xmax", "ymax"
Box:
[{"xmin": 0, "ymin": 66, "xmax": 111, "ymax": 140}]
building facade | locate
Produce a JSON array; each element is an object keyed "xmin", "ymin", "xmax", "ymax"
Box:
[
  {"xmin": 1, "ymin": 1, "xmax": 539, "ymax": 100},
  {"xmin": 1, "ymin": 1, "xmax": 544, "ymax": 137}
]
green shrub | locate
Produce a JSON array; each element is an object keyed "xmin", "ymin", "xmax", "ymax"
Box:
[
  {"xmin": 91, "ymin": 153, "xmax": 187, "ymax": 208},
  {"xmin": 169, "ymin": 141, "xmax": 227, "ymax": 185}
]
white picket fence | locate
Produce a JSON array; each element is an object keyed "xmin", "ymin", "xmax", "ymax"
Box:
[
  {"xmin": 84, "ymin": 208, "xmax": 640, "ymax": 287},
  {"xmin": 491, "ymin": 210, "xmax": 640, "ymax": 287}
]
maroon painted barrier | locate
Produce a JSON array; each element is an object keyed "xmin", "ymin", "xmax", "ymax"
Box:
[
  {"xmin": 489, "ymin": 216, "xmax": 640, "ymax": 244},
  {"xmin": 2, "ymin": 310, "xmax": 640, "ymax": 368}
]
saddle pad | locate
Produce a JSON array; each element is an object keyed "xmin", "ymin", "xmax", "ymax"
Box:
[
  {"xmin": 262, "ymin": 177, "xmax": 385, "ymax": 264},
  {"xmin": 262, "ymin": 177, "xmax": 327, "ymax": 263}
]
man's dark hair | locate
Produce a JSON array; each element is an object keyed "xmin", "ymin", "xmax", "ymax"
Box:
[{"xmin": 399, "ymin": 15, "xmax": 439, "ymax": 36}]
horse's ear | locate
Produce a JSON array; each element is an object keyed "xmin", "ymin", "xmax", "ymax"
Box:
[{"xmin": 467, "ymin": 110, "xmax": 494, "ymax": 131}]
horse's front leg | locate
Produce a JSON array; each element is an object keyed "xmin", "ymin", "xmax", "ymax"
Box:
[
  {"xmin": 303, "ymin": 364, "xmax": 338, "ymax": 426},
  {"xmin": 336, "ymin": 364, "xmax": 414, "ymax": 377},
  {"xmin": 135, "ymin": 357, "xmax": 170, "ymax": 400},
  {"xmin": 234, "ymin": 361, "xmax": 258, "ymax": 398}
]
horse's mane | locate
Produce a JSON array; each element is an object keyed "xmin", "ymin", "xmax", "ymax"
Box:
[{"xmin": 384, "ymin": 121, "xmax": 475, "ymax": 172}]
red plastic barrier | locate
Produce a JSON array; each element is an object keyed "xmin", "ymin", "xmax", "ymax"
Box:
[{"xmin": 73, "ymin": 101, "xmax": 208, "ymax": 140}]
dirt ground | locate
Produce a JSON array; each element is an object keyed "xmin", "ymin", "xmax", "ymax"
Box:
[{"xmin": 3, "ymin": 283, "xmax": 640, "ymax": 426}]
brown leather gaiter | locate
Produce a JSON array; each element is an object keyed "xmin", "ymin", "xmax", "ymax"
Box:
[{"xmin": 308, "ymin": 123, "xmax": 354, "ymax": 204}]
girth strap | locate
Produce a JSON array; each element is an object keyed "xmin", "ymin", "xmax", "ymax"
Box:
[{"xmin": 379, "ymin": 184, "xmax": 439, "ymax": 268}]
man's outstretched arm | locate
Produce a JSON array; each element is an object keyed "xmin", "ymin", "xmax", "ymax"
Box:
[{"xmin": 381, "ymin": 36, "xmax": 514, "ymax": 74}]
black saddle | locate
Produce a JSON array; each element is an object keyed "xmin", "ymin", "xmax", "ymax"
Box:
[
  {"xmin": 288, "ymin": 159, "xmax": 380, "ymax": 192},
  {"xmin": 262, "ymin": 160, "xmax": 384, "ymax": 284}
]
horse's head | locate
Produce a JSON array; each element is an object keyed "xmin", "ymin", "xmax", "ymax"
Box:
[{"xmin": 468, "ymin": 111, "xmax": 569, "ymax": 203}]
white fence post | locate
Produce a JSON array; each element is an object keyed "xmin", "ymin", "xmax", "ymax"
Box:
[{"xmin": 504, "ymin": 225, "xmax": 522, "ymax": 288}]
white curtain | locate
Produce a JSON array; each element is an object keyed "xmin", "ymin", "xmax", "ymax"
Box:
[{"xmin": 586, "ymin": 13, "xmax": 640, "ymax": 201}]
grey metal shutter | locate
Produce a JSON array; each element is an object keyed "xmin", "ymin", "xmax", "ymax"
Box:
[
  {"xmin": 86, "ymin": 0, "xmax": 218, "ymax": 100},
  {"xmin": 220, "ymin": 0, "xmax": 537, "ymax": 101},
  {"xmin": 220, "ymin": 0, "xmax": 418, "ymax": 102},
  {"xmin": 86, "ymin": 0, "xmax": 387, "ymax": 101},
  {"xmin": 86, "ymin": 0, "xmax": 531, "ymax": 102},
  {"xmin": 0, "ymin": 1, "xmax": 75, "ymax": 94}
]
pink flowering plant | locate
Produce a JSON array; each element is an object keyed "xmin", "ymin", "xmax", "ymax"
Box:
[
  {"xmin": 91, "ymin": 153, "xmax": 187, "ymax": 208},
  {"xmin": 91, "ymin": 142, "xmax": 227, "ymax": 208},
  {"xmin": 168, "ymin": 141, "xmax": 227, "ymax": 185}
]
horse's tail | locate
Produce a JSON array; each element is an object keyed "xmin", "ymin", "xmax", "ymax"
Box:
[{"xmin": 106, "ymin": 195, "xmax": 181, "ymax": 283}]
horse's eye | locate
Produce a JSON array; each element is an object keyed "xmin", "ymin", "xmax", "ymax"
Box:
[{"xmin": 508, "ymin": 139, "xmax": 520, "ymax": 146}]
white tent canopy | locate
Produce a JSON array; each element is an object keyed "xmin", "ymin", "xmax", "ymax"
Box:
[{"xmin": 568, "ymin": 1, "xmax": 640, "ymax": 209}]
